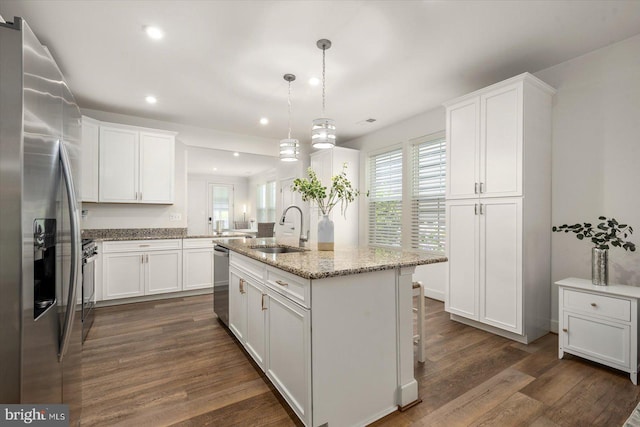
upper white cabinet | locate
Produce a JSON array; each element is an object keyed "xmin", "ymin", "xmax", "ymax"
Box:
[
  {"xmin": 80, "ymin": 117, "xmax": 176, "ymax": 204},
  {"xmin": 445, "ymin": 74, "xmax": 547, "ymax": 200},
  {"xmin": 309, "ymin": 146, "xmax": 359, "ymax": 247},
  {"xmin": 81, "ymin": 116, "xmax": 100, "ymax": 202},
  {"xmin": 444, "ymin": 73, "xmax": 555, "ymax": 344}
]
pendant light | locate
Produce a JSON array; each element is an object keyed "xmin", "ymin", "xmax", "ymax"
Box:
[
  {"xmin": 280, "ymin": 73, "xmax": 299, "ymax": 162},
  {"xmin": 311, "ymin": 39, "xmax": 336, "ymax": 149}
]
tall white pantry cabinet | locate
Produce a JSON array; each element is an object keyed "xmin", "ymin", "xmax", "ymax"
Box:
[{"xmin": 444, "ymin": 73, "xmax": 556, "ymax": 344}]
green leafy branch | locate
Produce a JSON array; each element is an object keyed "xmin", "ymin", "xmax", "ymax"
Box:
[
  {"xmin": 552, "ymin": 216, "xmax": 636, "ymax": 251},
  {"xmin": 291, "ymin": 163, "xmax": 360, "ymax": 217}
]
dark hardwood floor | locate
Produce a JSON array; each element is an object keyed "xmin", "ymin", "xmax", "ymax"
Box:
[{"xmin": 81, "ymin": 295, "xmax": 640, "ymax": 426}]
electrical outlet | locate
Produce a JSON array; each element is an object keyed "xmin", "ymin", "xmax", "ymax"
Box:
[{"xmin": 169, "ymin": 213, "xmax": 182, "ymax": 221}]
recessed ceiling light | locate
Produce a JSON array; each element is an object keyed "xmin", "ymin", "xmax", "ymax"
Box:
[
  {"xmin": 259, "ymin": 117, "xmax": 269, "ymax": 125},
  {"xmin": 309, "ymin": 77, "xmax": 320, "ymax": 86},
  {"xmin": 233, "ymin": 152, "xmax": 239, "ymax": 157},
  {"xmin": 145, "ymin": 26, "xmax": 164, "ymax": 40},
  {"xmin": 145, "ymin": 95, "xmax": 157, "ymax": 104},
  {"xmin": 212, "ymin": 167, "xmax": 218, "ymax": 171}
]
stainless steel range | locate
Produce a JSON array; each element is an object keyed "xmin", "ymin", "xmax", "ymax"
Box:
[{"xmin": 81, "ymin": 239, "xmax": 97, "ymax": 342}]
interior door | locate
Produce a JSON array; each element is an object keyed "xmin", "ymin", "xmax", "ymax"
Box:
[{"xmin": 207, "ymin": 183, "xmax": 234, "ymax": 233}]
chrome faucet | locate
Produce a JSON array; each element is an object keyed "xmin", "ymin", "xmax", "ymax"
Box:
[{"xmin": 279, "ymin": 205, "xmax": 309, "ymax": 248}]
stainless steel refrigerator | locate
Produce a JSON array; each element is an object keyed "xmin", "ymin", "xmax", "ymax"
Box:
[{"xmin": 0, "ymin": 17, "xmax": 82, "ymax": 424}]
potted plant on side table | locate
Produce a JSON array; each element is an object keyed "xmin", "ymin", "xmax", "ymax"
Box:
[
  {"xmin": 292, "ymin": 163, "xmax": 360, "ymax": 251},
  {"xmin": 553, "ymin": 216, "xmax": 636, "ymax": 285}
]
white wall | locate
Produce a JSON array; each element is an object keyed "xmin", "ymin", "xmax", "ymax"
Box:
[
  {"xmin": 534, "ymin": 33, "xmax": 640, "ymax": 331},
  {"xmin": 187, "ymin": 174, "xmax": 250, "ymax": 235},
  {"xmin": 342, "ymin": 109, "xmax": 448, "ymax": 300}
]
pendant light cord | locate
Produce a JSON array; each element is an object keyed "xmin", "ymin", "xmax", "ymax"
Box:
[
  {"xmin": 322, "ymin": 45, "xmax": 326, "ymax": 116},
  {"xmin": 287, "ymin": 80, "xmax": 292, "ymax": 139}
]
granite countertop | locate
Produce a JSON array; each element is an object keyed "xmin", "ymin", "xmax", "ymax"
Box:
[
  {"xmin": 215, "ymin": 237, "xmax": 448, "ymax": 280},
  {"xmin": 82, "ymin": 228, "xmax": 252, "ymax": 241}
]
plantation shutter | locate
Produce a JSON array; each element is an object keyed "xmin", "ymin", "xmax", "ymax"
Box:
[
  {"xmin": 411, "ymin": 135, "xmax": 446, "ymax": 253},
  {"xmin": 368, "ymin": 148, "xmax": 403, "ymax": 247}
]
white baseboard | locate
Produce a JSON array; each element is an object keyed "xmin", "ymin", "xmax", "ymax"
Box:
[
  {"xmin": 96, "ymin": 288, "xmax": 212, "ymax": 307},
  {"xmin": 550, "ymin": 319, "xmax": 559, "ymax": 333},
  {"xmin": 424, "ymin": 288, "xmax": 444, "ymax": 302}
]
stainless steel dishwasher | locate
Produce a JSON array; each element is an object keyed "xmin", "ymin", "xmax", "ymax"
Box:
[{"xmin": 213, "ymin": 245, "xmax": 229, "ymax": 327}]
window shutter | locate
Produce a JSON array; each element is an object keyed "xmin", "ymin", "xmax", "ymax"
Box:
[
  {"xmin": 411, "ymin": 135, "xmax": 446, "ymax": 253},
  {"xmin": 368, "ymin": 148, "xmax": 403, "ymax": 247}
]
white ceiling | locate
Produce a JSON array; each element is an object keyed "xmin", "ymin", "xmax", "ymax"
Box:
[{"xmin": 2, "ymin": 1, "xmax": 640, "ymax": 146}]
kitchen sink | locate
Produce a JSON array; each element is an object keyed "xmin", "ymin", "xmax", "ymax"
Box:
[{"xmin": 251, "ymin": 246, "xmax": 307, "ymax": 254}]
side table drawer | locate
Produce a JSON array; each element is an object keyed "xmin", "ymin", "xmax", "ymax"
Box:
[
  {"xmin": 562, "ymin": 312, "xmax": 630, "ymax": 369},
  {"xmin": 563, "ymin": 288, "xmax": 631, "ymax": 322}
]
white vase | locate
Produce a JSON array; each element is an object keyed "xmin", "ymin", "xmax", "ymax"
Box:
[{"xmin": 317, "ymin": 214, "xmax": 334, "ymax": 251}]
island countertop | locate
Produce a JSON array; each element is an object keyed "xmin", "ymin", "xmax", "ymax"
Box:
[{"xmin": 215, "ymin": 237, "xmax": 447, "ymax": 280}]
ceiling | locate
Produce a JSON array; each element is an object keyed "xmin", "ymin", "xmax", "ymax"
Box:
[{"xmin": 2, "ymin": 1, "xmax": 640, "ymax": 146}]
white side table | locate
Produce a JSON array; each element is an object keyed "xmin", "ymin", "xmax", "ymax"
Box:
[{"xmin": 557, "ymin": 277, "xmax": 640, "ymax": 384}]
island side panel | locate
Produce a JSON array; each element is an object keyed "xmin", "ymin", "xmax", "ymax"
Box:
[
  {"xmin": 311, "ymin": 269, "xmax": 399, "ymax": 426},
  {"xmin": 397, "ymin": 265, "xmax": 419, "ymax": 407}
]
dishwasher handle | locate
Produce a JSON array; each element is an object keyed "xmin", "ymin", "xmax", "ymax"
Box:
[{"xmin": 214, "ymin": 246, "xmax": 229, "ymax": 257}]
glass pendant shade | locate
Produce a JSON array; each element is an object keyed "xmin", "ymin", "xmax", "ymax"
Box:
[
  {"xmin": 311, "ymin": 118, "xmax": 336, "ymax": 149},
  {"xmin": 279, "ymin": 138, "xmax": 299, "ymax": 162}
]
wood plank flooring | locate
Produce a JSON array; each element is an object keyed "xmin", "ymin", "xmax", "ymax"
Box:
[{"xmin": 81, "ymin": 295, "xmax": 640, "ymax": 426}]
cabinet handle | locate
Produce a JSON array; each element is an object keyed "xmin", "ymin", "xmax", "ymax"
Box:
[
  {"xmin": 480, "ymin": 182, "xmax": 484, "ymax": 193},
  {"xmin": 275, "ymin": 280, "xmax": 288, "ymax": 287},
  {"xmin": 480, "ymin": 203, "xmax": 484, "ymax": 215},
  {"xmin": 146, "ymin": 254, "xmax": 149, "ymax": 263},
  {"xmin": 474, "ymin": 204, "xmax": 478, "ymax": 215},
  {"xmin": 474, "ymin": 182, "xmax": 478, "ymax": 194},
  {"xmin": 261, "ymin": 293, "xmax": 267, "ymax": 310},
  {"xmin": 140, "ymin": 192, "xmax": 143, "ymax": 200},
  {"xmin": 239, "ymin": 278, "xmax": 245, "ymax": 294},
  {"xmin": 139, "ymin": 244, "xmax": 150, "ymax": 247},
  {"xmin": 562, "ymin": 328, "xmax": 568, "ymax": 332},
  {"xmin": 141, "ymin": 254, "xmax": 143, "ymax": 263},
  {"xmin": 590, "ymin": 302, "xmax": 597, "ymax": 307}
]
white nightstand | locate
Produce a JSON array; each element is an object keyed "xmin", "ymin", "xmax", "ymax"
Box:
[{"xmin": 557, "ymin": 277, "xmax": 640, "ymax": 384}]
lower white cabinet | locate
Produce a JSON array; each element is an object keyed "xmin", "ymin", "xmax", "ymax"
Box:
[
  {"xmin": 102, "ymin": 239, "xmax": 182, "ymax": 300},
  {"xmin": 558, "ymin": 277, "xmax": 640, "ymax": 384},
  {"xmin": 183, "ymin": 238, "xmax": 215, "ymax": 291},
  {"xmin": 245, "ymin": 276, "xmax": 267, "ymax": 369},
  {"xmin": 265, "ymin": 287, "xmax": 311, "ymax": 423},
  {"xmin": 228, "ymin": 267, "xmax": 247, "ymax": 342}
]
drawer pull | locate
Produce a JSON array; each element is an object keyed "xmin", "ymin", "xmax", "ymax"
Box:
[
  {"xmin": 139, "ymin": 244, "xmax": 150, "ymax": 247},
  {"xmin": 239, "ymin": 278, "xmax": 246, "ymax": 294},
  {"xmin": 562, "ymin": 328, "xmax": 568, "ymax": 332},
  {"xmin": 261, "ymin": 293, "xmax": 267, "ymax": 310},
  {"xmin": 275, "ymin": 280, "xmax": 288, "ymax": 287},
  {"xmin": 590, "ymin": 303, "xmax": 597, "ymax": 307}
]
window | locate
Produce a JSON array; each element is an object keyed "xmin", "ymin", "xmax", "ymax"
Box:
[
  {"xmin": 368, "ymin": 147, "xmax": 403, "ymax": 247},
  {"xmin": 411, "ymin": 133, "xmax": 446, "ymax": 253},
  {"xmin": 209, "ymin": 184, "xmax": 233, "ymax": 231},
  {"xmin": 256, "ymin": 181, "xmax": 276, "ymax": 222}
]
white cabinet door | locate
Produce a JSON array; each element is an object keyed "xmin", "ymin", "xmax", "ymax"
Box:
[
  {"xmin": 81, "ymin": 116, "xmax": 99, "ymax": 202},
  {"xmin": 99, "ymin": 125, "xmax": 139, "ymax": 203},
  {"xmin": 265, "ymin": 289, "xmax": 311, "ymax": 426},
  {"xmin": 245, "ymin": 278, "xmax": 266, "ymax": 369},
  {"xmin": 445, "ymin": 200, "xmax": 479, "ymax": 319},
  {"xmin": 139, "ymin": 132, "xmax": 175, "ymax": 204},
  {"xmin": 145, "ymin": 250, "xmax": 182, "ymax": 295},
  {"xmin": 479, "ymin": 198, "xmax": 522, "ymax": 334},
  {"xmin": 103, "ymin": 252, "xmax": 145, "ymax": 300},
  {"xmin": 480, "ymin": 83, "xmax": 522, "ymax": 198},
  {"xmin": 183, "ymin": 248, "xmax": 214, "ymax": 290},
  {"xmin": 228, "ymin": 269, "xmax": 247, "ymax": 342},
  {"xmin": 446, "ymin": 98, "xmax": 479, "ymax": 200}
]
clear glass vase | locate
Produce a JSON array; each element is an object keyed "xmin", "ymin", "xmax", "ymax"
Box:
[{"xmin": 317, "ymin": 214, "xmax": 334, "ymax": 251}]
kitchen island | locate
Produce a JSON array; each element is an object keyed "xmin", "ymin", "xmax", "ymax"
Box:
[{"xmin": 215, "ymin": 237, "xmax": 447, "ymax": 427}]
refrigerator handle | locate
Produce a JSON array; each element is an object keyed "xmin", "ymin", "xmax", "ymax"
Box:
[{"xmin": 58, "ymin": 142, "xmax": 80, "ymax": 362}]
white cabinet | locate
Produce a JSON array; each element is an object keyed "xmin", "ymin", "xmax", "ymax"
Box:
[
  {"xmin": 309, "ymin": 146, "xmax": 359, "ymax": 247},
  {"xmin": 245, "ymin": 276, "xmax": 267, "ymax": 369},
  {"xmin": 182, "ymin": 238, "xmax": 215, "ymax": 291},
  {"xmin": 558, "ymin": 278, "xmax": 640, "ymax": 384},
  {"xmin": 98, "ymin": 122, "xmax": 176, "ymax": 204},
  {"xmin": 102, "ymin": 239, "xmax": 182, "ymax": 300},
  {"xmin": 444, "ymin": 73, "xmax": 555, "ymax": 344},
  {"xmin": 228, "ymin": 267, "xmax": 247, "ymax": 342},
  {"xmin": 265, "ymin": 287, "xmax": 311, "ymax": 424},
  {"xmin": 81, "ymin": 116, "xmax": 100, "ymax": 202},
  {"xmin": 446, "ymin": 198, "xmax": 522, "ymax": 334}
]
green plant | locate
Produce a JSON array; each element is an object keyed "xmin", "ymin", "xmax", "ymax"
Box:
[
  {"xmin": 552, "ymin": 216, "xmax": 636, "ymax": 251},
  {"xmin": 291, "ymin": 163, "xmax": 360, "ymax": 217}
]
